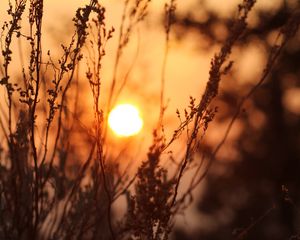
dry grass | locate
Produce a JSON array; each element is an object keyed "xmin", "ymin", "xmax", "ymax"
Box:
[{"xmin": 0, "ymin": 0, "xmax": 299, "ymax": 239}]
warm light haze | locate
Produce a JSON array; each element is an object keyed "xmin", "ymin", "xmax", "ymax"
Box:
[
  {"xmin": 108, "ymin": 104, "xmax": 143, "ymax": 137},
  {"xmin": 0, "ymin": 0, "xmax": 299, "ymax": 239}
]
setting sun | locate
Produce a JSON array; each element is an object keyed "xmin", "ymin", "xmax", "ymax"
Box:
[{"xmin": 108, "ymin": 104, "xmax": 143, "ymax": 137}]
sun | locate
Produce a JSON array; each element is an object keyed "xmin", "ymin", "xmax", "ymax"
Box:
[{"xmin": 108, "ymin": 104, "xmax": 143, "ymax": 137}]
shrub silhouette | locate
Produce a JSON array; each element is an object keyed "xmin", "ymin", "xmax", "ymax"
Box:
[{"xmin": 0, "ymin": 0, "xmax": 299, "ymax": 239}]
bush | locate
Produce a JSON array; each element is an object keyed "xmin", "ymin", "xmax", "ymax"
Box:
[{"xmin": 0, "ymin": 0, "xmax": 299, "ymax": 239}]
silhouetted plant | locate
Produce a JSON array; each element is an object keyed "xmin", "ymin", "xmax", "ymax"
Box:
[{"xmin": 0, "ymin": 0, "xmax": 299, "ymax": 239}]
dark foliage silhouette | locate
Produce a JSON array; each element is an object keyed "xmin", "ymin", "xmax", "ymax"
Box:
[{"xmin": 173, "ymin": 1, "xmax": 300, "ymax": 239}]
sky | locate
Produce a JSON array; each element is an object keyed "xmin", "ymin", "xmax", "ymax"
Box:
[
  {"xmin": 0, "ymin": 0, "xmax": 283, "ymax": 139},
  {"xmin": 38, "ymin": 0, "xmax": 214, "ymax": 151},
  {"xmin": 1, "ymin": 0, "xmax": 296, "ymax": 233},
  {"xmin": 0, "ymin": 0, "xmax": 288, "ymax": 179}
]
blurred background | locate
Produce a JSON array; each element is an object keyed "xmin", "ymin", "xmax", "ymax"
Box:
[
  {"xmin": 171, "ymin": 0, "xmax": 300, "ymax": 239},
  {"xmin": 1, "ymin": 0, "xmax": 300, "ymax": 239}
]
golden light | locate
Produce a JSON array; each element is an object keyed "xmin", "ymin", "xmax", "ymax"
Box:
[{"xmin": 108, "ymin": 104, "xmax": 143, "ymax": 137}]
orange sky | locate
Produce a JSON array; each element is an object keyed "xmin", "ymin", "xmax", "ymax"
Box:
[
  {"xmin": 0, "ymin": 0, "xmax": 288, "ymax": 171},
  {"xmin": 0, "ymin": 0, "xmax": 282, "ymax": 138},
  {"xmin": 1, "ymin": 0, "xmax": 294, "ymax": 233}
]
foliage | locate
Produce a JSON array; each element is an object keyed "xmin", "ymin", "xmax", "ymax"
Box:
[
  {"xmin": 0, "ymin": 0, "xmax": 299, "ymax": 239},
  {"xmin": 173, "ymin": 0, "xmax": 300, "ymax": 239}
]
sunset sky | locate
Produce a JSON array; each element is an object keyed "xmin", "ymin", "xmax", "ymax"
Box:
[
  {"xmin": 0, "ymin": 0, "xmax": 284, "ymax": 140},
  {"xmin": 0, "ymin": 0, "xmax": 299, "ymax": 238}
]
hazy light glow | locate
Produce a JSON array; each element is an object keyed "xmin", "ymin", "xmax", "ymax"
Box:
[{"xmin": 108, "ymin": 104, "xmax": 143, "ymax": 137}]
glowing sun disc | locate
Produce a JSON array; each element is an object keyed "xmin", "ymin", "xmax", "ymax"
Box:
[{"xmin": 108, "ymin": 104, "xmax": 143, "ymax": 137}]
